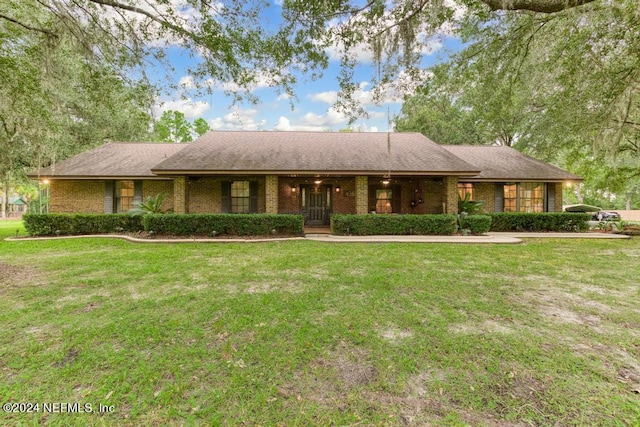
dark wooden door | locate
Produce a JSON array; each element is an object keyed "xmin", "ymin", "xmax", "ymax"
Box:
[
  {"xmin": 303, "ymin": 185, "xmax": 330, "ymax": 226},
  {"xmin": 307, "ymin": 186, "xmax": 325, "ymax": 225}
]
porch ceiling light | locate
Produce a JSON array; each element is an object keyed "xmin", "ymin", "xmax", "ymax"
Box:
[
  {"xmin": 314, "ymin": 179, "xmax": 322, "ymax": 185},
  {"xmin": 381, "ymin": 178, "xmax": 390, "ymax": 185}
]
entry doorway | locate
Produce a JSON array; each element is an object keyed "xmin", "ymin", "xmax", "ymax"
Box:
[{"xmin": 301, "ymin": 185, "xmax": 332, "ymax": 226}]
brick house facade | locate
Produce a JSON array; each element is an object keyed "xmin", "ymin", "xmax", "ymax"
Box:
[{"xmin": 31, "ymin": 131, "xmax": 580, "ymax": 224}]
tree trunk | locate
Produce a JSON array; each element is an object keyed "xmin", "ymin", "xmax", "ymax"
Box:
[
  {"xmin": 574, "ymin": 183, "xmax": 584, "ymax": 204},
  {"xmin": 626, "ymin": 192, "xmax": 632, "ymax": 210},
  {"xmin": 1, "ymin": 180, "xmax": 8, "ymax": 219}
]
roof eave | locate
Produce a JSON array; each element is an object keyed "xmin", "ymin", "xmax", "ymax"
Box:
[
  {"xmin": 459, "ymin": 177, "xmax": 583, "ymax": 182},
  {"xmin": 26, "ymin": 174, "xmax": 173, "ymax": 180},
  {"xmin": 150, "ymin": 169, "xmax": 483, "ymax": 176}
]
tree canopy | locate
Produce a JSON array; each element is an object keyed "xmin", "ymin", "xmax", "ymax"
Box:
[
  {"xmin": 394, "ymin": 0, "xmax": 640, "ymax": 207},
  {"xmin": 2, "ymin": 0, "xmax": 638, "ymax": 209}
]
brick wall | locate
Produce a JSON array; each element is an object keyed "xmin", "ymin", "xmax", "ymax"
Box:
[
  {"xmin": 188, "ymin": 177, "xmax": 221, "ymax": 213},
  {"xmin": 443, "ymin": 176, "xmax": 458, "ymax": 214},
  {"xmin": 49, "ymin": 180, "xmax": 104, "ymax": 213},
  {"xmin": 265, "ymin": 176, "xmax": 278, "ymax": 214},
  {"xmin": 393, "ymin": 178, "xmax": 444, "ymax": 214},
  {"xmin": 475, "ymin": 183, "xmax": 496, "ymax": 213},
  {"xmin": 553, "ymin": 183, "xmax": 563, "ymax": 212},
  {"xmin": 188, "ymin": 177, "xmax": 266, "ymax": 213},
  {"xmin": 173, "ymin": 176, "xmax": 187, "ymax": 214},
  {"xmin": 355, "ymin": 176, "xmax": 368, "ymax": 215},
  {"xmin": 143, "ymin": 180, "xmax": 174, "ymax": 212}
]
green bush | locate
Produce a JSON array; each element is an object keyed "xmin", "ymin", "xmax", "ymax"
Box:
[
  {"xmin": 23, "ymin": 214, "xmax": 143, "ymax": 236},
  {"xmin": 459, "ymin": 214, "xmax": 492, "ymax": 235},
  {"xmin": 489, "ymin": 212, "xmax": 590, "ymax": 232},
  {"xmin": 142, "ymin": 214, "xmax": 304, "ymax": 236},
  {"xmin": 331, "ymin": 214, "xmax": 458, "ymax": 235}
]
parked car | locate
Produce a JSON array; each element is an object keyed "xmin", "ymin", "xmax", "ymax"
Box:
[
  {"xmin": 591, "ymin": 210, "xmax": 621, "ymax": 221},
  {"xmin": 564, "ymin": 204, "xmax": 621, "ymax": 230}
]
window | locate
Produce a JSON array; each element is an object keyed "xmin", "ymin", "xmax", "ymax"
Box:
[
  {"xmin": 376, "ymin": 189, "xmax": 393, "ymax": 214},
  {"xmin": 503, "ymin": 183, "xmax": 545, "ymax": 212},
  {"xmin": 115, "ymin": 180, "xmax": 134, "ymax": 213},
  {"xmin": 231, "ymin": 181, "xmax": 250, "ymax": 213},
  {"xmin": 457, "ymin": 183, "xmax": 475, "ymax": 200},
  {"xmin": 503, "ymin": 183, "xmax": 517, "ymax": 212},
  {"xmin": 520, "ymin": 182, "xmax": 545, "ymax": 212}
]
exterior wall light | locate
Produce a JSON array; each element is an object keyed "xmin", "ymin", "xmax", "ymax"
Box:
[{"xmin": 335, "ymin": 186, "xmax": 341, "ymax": 193}]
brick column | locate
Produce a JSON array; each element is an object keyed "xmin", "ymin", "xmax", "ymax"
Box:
[
  {"xmin": 443, "ymin": 176, "xmax": 458, "ymax": 215},
  {"xmin": 265, "ymin": 175, "xmax": 278, "ymax": 214},
  {"xmin": 554, "ymin": 183, "xmax": 563, "ymax": 212},
  {"xmin": 355, "ymin": 176, "xmax": 368, "ymax": 215},
  {"xmin": 173, "ymin": 176, "xmax": 187, "ymax": 214}
]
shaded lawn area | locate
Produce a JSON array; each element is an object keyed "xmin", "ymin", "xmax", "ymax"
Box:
[{"xmin": 0, "ymin": 223, "xmax": 639, "ymax": 426}]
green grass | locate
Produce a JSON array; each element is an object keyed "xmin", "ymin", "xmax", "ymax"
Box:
[{"xmin": 1, "ymin": 221, "xmax": 639, "ymax": 426}]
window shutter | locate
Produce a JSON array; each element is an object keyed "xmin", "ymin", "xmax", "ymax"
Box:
[
  {"xmin": 104, "ymin": 181, "xmax": 114, "ymax": 213},
  {"xmin": 494, "ymin": 184, "xmax": 504, "ymax": 212},
  {"xmin": 221, "ymin": 181, "xmax": 231, "ymax": 213},
  {"xmin": 133, "ymin": 181, "xmax": 143, "ymax": 208},
  {"xmin": 249, "ymin": 181, "xmax": 259, "ymax": 213},
  {"xmin": 547, "ymin": 183, "xmax": 556, "ymax": 212},
  {"xmin": 392, "ymin": 185, "xmax": 401, "ymax": 214}
]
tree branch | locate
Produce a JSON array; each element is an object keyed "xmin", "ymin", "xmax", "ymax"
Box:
[
  {"xmin": 480, "ymin": 0, "xmax": 596, "ymax": 13},
  {"xmin": 0, "ymin": 13, "xmax": 58, "ymax": 38},
  {"xmin": 85, "ymin": 0, "xmax": 196, "ymax": 39}
]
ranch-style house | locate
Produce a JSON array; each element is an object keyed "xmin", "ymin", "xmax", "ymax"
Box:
[{"xmin": 30, "ymin": 131, "xmax": 581, "ymax": 226}]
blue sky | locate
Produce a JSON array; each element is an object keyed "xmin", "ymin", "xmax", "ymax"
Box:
[{"xmin": 148, "ymin": 2, "xmax": 463, "ymax": 133}]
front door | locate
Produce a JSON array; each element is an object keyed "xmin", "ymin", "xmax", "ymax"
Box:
[{"xmin": 302, "ymin": 185, "xmax": 331, "ymax": 226}]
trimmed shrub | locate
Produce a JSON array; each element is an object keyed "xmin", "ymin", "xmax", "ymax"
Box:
[
  {"xmin": 459, "ymin": 214, "xmax": 492, "ymax": 235},
  {"xmin": 489, "ymin": 212, "xmax": 590, "ymax": 232},
  {"xmin": 23, "ymin": 214, "xmax": 143, "ymax": 236},
  {"xmin": 331, "ymin": 214, "xmax": 457, "ymax": 235},
  {"xmin": 142, "ymin": 214, "xmax": 304, "ymax": 236}
]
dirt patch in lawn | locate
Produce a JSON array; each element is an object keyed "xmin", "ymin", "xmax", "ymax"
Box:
[
  {"xmin": 279, "ymin": 341, "xmax": 378, "ymax": 410},
  {"xmin": 0, "ymin": 262, "xmax": 45, "ymax": 294}
]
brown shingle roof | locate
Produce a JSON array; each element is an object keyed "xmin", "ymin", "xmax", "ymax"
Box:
[
  {"xmin": 151, "ymin": 131, "xmax": 480, "ymax": 175},
  {"xmin": 441, "ymin": 145, "xmax": 582, "ymax": 181},
  {"xmin": 30, "ymin": 143, "xmax": 187, "ymax": 179}
]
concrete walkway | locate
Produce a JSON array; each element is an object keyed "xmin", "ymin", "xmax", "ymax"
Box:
[
  {"xmin": 304, "ymin": 232, "xmax": 630, "ymax": 244},
  {"xmin": 6, "ymin": 232, "xmax": 630, "ymax": 244}
]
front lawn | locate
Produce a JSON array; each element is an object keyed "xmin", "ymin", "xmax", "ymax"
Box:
[{"xmin": 0, "ymin": 225, "xmax": 639, "ymax": 425}]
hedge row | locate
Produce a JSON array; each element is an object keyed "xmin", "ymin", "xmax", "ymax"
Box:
[
  {"xmin": 23, "ymin": 213, "xmax": 304, "ymax": 237},
  {"xmin": 459, "ymin": 214, "xmax": 493, "ymax": 235},
  {"xmin": 331, "ymin": 214, "xmax": 458, "ymax": 235},
  {"xmin": 23, "ymin": 214, "xmax": 143, "ymax": 236},
  {"xmin": 143, "ymin": 214, "xmax": 304, "ymax": 236},
  {"xmin": 488, "ymin": 212, "xmax": 590, "ymax": 232},
  {"xmin": 22, "ymin": 212, "xmax": 590, "ymax": 237}
]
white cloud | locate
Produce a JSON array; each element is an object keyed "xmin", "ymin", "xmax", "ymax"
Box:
[
  {"xmin": 154, "ymin": 98, "xmax": 210, "ymax": 119},
  {"xmin": 277, "ymin": 93, "xmax": 293, "ymax": 101},
  {"xmin": 209, "ymin": 108, "xmax": 266, "ymax": 130},
  {"xmin": 273, "ymin": 107, "xmax": 348, "ymax": 131},
  {"xmin": 178, "ymin": 75, "xmax": 196, "ymax": 90},
  {"xmin": 309, "ymin": 91, "xmax": 339, "ymax": 104}
]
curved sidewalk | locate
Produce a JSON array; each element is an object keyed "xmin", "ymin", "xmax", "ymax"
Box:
[
  {"xmin": 4, "ymin": 232, "xmax": 630, "ymax": 244},
  {"xmin": 305, "ymin": 232, "xmax": 630, "ymax": 244}
]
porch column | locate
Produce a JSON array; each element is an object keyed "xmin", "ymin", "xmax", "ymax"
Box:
[
  {"xmin": 443, "ymin": 176, "xmax": 458, "ymax": 215},
  {"xmin": 173, "ymin": 176, "xmax": 187, "ymax": 214},
  {"xmin": 355, "ymin": 176, "xmax": 368, "ymax": 215},
  {"xmin": 265, "ymin": 175, "xmax": 278, "ymax": 214}
]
